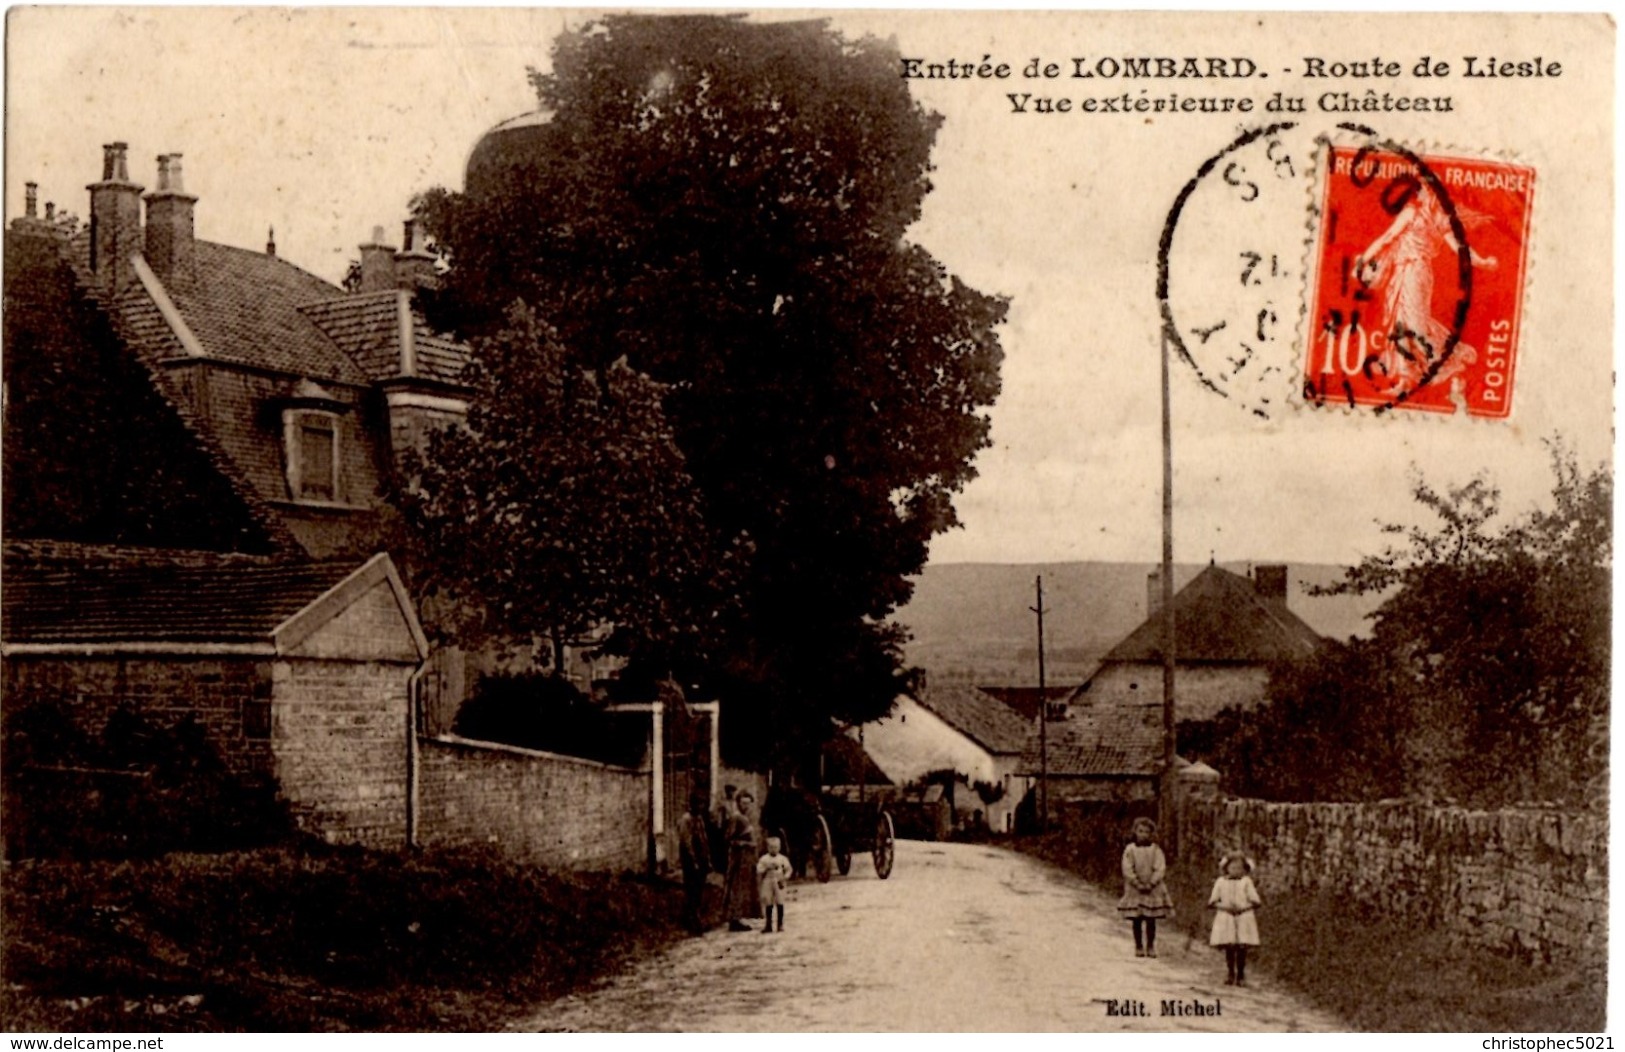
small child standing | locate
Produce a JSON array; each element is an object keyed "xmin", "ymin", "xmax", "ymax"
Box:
[
  {"xmin": 1117, "ymin": 817, "xmax": 1174, "ymax": 957},
  {"xmin": 1208, "ymin": 852, "xmax": 1262, "ymax": 986},
  {"xmin": 757, "ymin": 835, "xmax": 792, "ymax": 933}
]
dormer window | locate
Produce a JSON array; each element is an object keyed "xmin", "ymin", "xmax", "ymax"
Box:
[
  {"xmin": 293, "ymin": 414, "xmax": 338, "ymax": 501},
  {"xmin": 276, "ymin": 379, "xmax": 350, "ymax": 505}
]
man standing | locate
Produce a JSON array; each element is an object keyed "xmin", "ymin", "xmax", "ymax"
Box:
[{"xmin": 676, "ymin": 789, "xmax": 712, "ymax": 933}]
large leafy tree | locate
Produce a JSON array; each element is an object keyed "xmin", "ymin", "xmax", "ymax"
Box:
[
  {"xmin": 1204, "ymin": 442, "xmax": 1609, "ymax": 808},
  {"xmin": 397, "ymin": 305, "xmax": 731, "ymax": 676},
  {"xmin": 416, "ymin": 15, "xmax": 1006, "ymax": 761}
]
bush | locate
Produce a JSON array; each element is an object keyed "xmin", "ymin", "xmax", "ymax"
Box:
[
  {"xmin": 3, "ymin": 700, "xmax": 291, "ymax": 860},
  {"xmin": 452, "ymin": 672, "xmax": 647, "ymax": 767},
  {"xmin": 1, "ymin": 841, "xmax": 687, "ymax": 1031}
]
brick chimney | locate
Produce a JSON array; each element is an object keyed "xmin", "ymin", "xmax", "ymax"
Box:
[
  {"xmin": 24, "ymin": 182, "xmax": 37, "ymax": 219},
  {"xmin": 144, "ymin": 153, "xmax": 197, "ymax": 288},
  {"xmin": 357, "ymin": 225, "xmax": 398, "ymax": 292},
  {"xmin": 393, "ymin": 218, "xmax": 437, "ymax": 291},
  {"xmin": 1254, "ymin": 564, "xmax": 1288, "ymax": 602},
  {"xmin": 88, "ymin": 143, "xmax": 144, "ymax": 293},
  {"xmin": 1146, "ymin": 569, "xmax": 1163, "ymax": 620}
]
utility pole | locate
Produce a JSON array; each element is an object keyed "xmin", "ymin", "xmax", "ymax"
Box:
[
  {"xmin": 1031, "ymin": 575, "xmax": 1049, "ymax": 831},
  {"xmin": 1159, "ymin": 325, "xmax": 1178, "ymax": 842}
]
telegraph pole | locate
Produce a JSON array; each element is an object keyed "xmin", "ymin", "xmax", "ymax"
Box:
[
  {"xmin": 1159, "ymin": 325, "xmax": 1178, "ymax": 841},
  {"xmin": 1031, "ymin": 575, "xmax": 1049, "ymax": 831}
]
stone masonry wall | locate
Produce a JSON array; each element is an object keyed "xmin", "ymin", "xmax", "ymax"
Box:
[
  {"xmin": 1177, "ymin": 796, "xmax": 1607, "ymax": 961},
  {"xmin": 271, "ymin": 657, "xmax": 411, "ymax": 849},
  {"xmin": 3, "ymin": 655, "xmax": 274, "ymax": 779},
  {"xmin": 418, "ymin": 734, "xmax": 649, "ymax": 872}
]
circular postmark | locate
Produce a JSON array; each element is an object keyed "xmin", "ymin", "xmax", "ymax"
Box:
[{"xmin": 1158, "ymin": 122, "xmax": 1475, "ymax": 418}]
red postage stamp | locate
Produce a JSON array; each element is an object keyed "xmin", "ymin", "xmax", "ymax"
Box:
[{"xmin": 1303, "ymin": 146, "xmax": 1535, "ymax": 418}]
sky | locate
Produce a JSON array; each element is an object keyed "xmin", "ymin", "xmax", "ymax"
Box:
[{"xmin": 6, "ymin": 9, "xmax": 1613, "ymax": 568}]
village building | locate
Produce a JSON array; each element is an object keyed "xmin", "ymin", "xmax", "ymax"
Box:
[
  {"xmin": 2, "ymin": 544, "xmax": 428, "ymax": 853},
  {"xmin": 1073, "ymin": 562, "xmax": 1322, "ymax": 723},
  {"xmin": 976, "ymin": 685, "xmax": 1074, "ymax": 724},
  {"xmin": 1, "ymin": 142, "xmax": 705, "ymax": 869},
  {"xmin": 1015, "ymin": 562, "xmax": 1320, "ymax": 805},
  {"xmin": 858, "ymin": 683, "xmax": 1034, "ymax": 832}
]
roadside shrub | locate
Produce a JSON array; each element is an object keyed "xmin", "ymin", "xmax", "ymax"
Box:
[
  {"xmin": 2, "ymin": 841, "xmax": 686, "ymax": 1031},
  {"xmin": 452, "ymin": 672, "xmax": 646, "ymax": 767},
  {"xmin": 3, "ymin": 700, "xmax": 289, "ymax": 860}
]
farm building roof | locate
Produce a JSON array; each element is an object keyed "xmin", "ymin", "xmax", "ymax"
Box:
[
  {"xmin": 913, "ymin": 683, "xmax": 1033, "ymax": 755},
  {"xmin": 1015, "ymin": 700, "xmax": 1163, "ymax": 777},
  {"xmin": 1102, "ymin": 564, "xmax": 1322, "ymax": 665},
  {"xmin": 975, "ymin": 685, "xmax": 1075, "ymax": 722},
  {"xmin": 821, "ymin": 733, "xmax": 894, "ymax": 787},
  {"xmin": 2, "ymin": 544, "xmax": 381, "ymax": 645}
]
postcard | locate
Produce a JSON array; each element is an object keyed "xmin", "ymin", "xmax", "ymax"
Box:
[{"xmin": 2, "ymin": 8, "xmax": 1611, "ymax": 1034}]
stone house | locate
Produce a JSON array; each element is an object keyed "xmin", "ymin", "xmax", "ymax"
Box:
[
  {"xmin": 1, "ymin": 143, "xmax": 682, "ymax": 868},
  {"xmin": 1015, "ymin": 563, "xmax": 1318, "ymax": 805},
  {"xmin": 1072, "ymin": 562, "xmax": 1323, "ymax": 723},
  {"xmin": 2, "ymin": 543, "xmax": 427, "ymax": 851},
  {"xmin": 859, "ymin": 684, "xmax": 1034, "ymax": 832}
]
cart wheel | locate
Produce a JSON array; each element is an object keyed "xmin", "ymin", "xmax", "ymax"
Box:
[
  {"xmin": 872, "ymin": 811, "xmax": 895, "ymax": 879},
  {"xmin": 836, "ymin": 849, "xmax": 853, "ymax": 876},
  {"xmin": 812, "ymin": 815, "xmax": 834, "ymax": 883}
]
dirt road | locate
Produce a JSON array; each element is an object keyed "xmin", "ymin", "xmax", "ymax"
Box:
[{"xmin": 522, "ymin": 840, "xmax": 1344, "ymax": 1032}]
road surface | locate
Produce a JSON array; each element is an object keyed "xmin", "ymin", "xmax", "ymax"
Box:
[{"xmin": 521, "ymin": 839, "xmax": 1343, "ymax": 1032}]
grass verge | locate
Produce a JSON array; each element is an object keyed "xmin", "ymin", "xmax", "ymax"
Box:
[
  {"xmin": 1, "ymin": 840, "xmax": 687, "ymax": 1031},
  {"xmin": 1014, "ymin": 830, "xmax": 1606, "ymax": 1031}
]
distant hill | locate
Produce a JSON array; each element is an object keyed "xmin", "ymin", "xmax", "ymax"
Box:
[{"xmin": 894, "ymin": 561, "xmax": 1382, "ymax": 686}]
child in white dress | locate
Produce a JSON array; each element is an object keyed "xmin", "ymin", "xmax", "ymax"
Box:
[
  {"xmin": 1208, "ymin": 852, "xmax": 1262, "ymax": 986},
  {"xmin": 757, "ymin": 835, "xmax": 792, "ymax": 933}
]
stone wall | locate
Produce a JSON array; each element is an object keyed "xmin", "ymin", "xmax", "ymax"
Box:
[
  {"xmin": 2, "ymin": 655, "xmax": 278, "ymax": 857},
  {"xmin": 1177, "ymin": 796, "xmax": 1607, "ymax": 961},
  {"xmin": 271, "ymin": 657, "xmax": 411, "ymax": 849},
  {"xmin": 417, "ymin": 734, "xmax": 649, "ymax": 872},
  {"xmin": 4, "ymin": 654, "xmax": 657, "ymax": 871},
  {"xmin": 3, "ymin": 655, "xmax": 274, "ymax": 779}
]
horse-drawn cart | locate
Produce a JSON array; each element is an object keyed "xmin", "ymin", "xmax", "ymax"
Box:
[{"xmin": 763, "ymin": 785, "xmax": 896, "ymax": 882}]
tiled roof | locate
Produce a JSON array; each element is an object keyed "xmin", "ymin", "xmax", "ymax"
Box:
[
  {"xmin": 822, "ymin": 734, "xmax": 894, "ymax": 786},
  {"xmin": 976, "ymin": 685, "xmax": 1075, "ymax": 722},
  {"xmin": 50, "ymin": 232, "xmax": 300, "ymax": 552},
  {"xmin": 411, "ymin": 330, "xmax": 471, "ymax": 386},
  {"xmin": 296, "ymin": 293, "xmax": 402, "ymax": 380},
  {"xmin": 298, "ymin": 294, "xmax": 471, "ymax": 387},
  {"xmin": 914, "ymin": 684, "xmax": 1033, "ymax": 755},
  {"xmin": 138, "ymin": 242, "xmax": 369, "ymax": 384},
  {"xmin": 1103, "ymin": 564, "xmax": 1322, "ymax": 664},
  {"xmin": 2, "ymin": 549, "xmax": 366, "ymax": 644},
  {"xmin": 1016, "ymin": 700, "xmax": 1163, "ymax": 777}
]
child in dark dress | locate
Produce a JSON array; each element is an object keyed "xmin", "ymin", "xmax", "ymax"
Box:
[{"xmin": 1117, "ymin": 817, "xmax": 1174, "ymax": 957}]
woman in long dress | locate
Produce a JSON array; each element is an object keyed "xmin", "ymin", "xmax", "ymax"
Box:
[{"xmin": 721, "ymin": 790, "xmax": 762, "ymax": 932}]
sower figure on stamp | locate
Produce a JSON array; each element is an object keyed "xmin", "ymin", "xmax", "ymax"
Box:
[
  {"xmin": 676, "ymin": 789, "xmax": 712, "ymax": 933},
  {"xmin": 1209, "ymin": 851, "xmax": 1263, "ymax": 986},
  {"xmin": 1118, "ymin": 816, "xmax": 1174, "ymax": 957},
  {"xmin": 1356, "ymin": 192, "xmax": 1498, "ymax": 394},
  {"xmin": 721, "ymin": 790, "xmax": 762, "ymax": 932}
]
